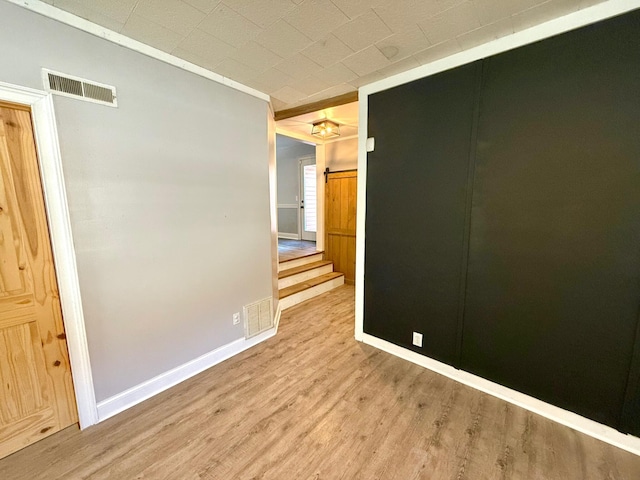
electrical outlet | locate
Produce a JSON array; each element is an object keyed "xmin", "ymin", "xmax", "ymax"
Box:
[
  {"xmin": 233, "ymin": 312, "xmax": 240, "ymax": 325},
  {"xmin": 412, "ymin": 332, "xmax": 423, "ymax": 347}
]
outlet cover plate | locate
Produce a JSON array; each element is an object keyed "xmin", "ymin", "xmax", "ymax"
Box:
[{"xmin": 412, "ymin": 332, "xmax": 423, "ymax": 347}]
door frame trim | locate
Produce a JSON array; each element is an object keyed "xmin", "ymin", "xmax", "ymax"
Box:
[
  {"xmin": 298, "ymin": 155, "xmax": 317, "ymax": 242},
  {"xmin": 0, "ymin": 81, "xmax": 98, "ymax": 428}
]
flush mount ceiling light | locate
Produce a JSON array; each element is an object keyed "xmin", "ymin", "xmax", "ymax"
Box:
[{"xmin": 311, "ymin": 120, "xmax": 340, "ymax": 139}]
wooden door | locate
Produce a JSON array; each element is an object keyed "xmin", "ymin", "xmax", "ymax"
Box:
[
  {"xmin": 0, "ymin": 102, "xmax": 77, "ymax": 459},
  {"xmin": 325, "ymin": 170, "xmax": 357, "ymax": 284}
]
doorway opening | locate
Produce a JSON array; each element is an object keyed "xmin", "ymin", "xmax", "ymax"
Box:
[{"xmin": 274, "ymin": 101, "xmax": 358, "ymax": 310}]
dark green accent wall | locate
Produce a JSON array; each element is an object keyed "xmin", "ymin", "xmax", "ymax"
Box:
[{"xmin": 364, "ymin": 9, "xmax": 640, "ymax": 435}]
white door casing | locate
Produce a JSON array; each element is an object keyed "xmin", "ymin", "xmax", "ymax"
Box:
[
  {"xmin": 0, "ymin": 81, "xmax": 98, "ymax": 429},
  {"xmin": 299, "ymin": 156, "xmax": 317, "ymax": 242}
]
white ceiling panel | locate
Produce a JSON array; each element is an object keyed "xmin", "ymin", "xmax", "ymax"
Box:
[
  {"xmin": 290, "ymin": 75, "xmax": 331, "ymax": 96},
  {"xmin": 133, "ymin": 0, "xmax": 205, "ymax": 36},
  {"xmin": 412, "ymin": 38, "xmax": 463, "ymax": 65},
  {"xmin": 418, "ymin": 1, "xmax": 482, "ymax": 45},
  {"xmin": 52, "ymin": 0, "xmax": 126, "ymax": 31},
  {"xmin": 301, "ymin": 35, "xmax": 353, "ymax": 68},
  {"xmin": 231, "ymin": 41, "xmax": 283, "ymax": 72},
  {"xmin": 375, "ymin": 28, "xmax": 431, "ymax": 61},
  {"xmin": 456, "ymin": 16, "xmax": 514, "ymax": 50},
  {"xmin": 250, "ymin": 67, "xmax": 294, "ymax": 93},
  {"xmin": 70, "ymin": 0, "xmax": 137, "ymax": 23},
  {"xmin": 342, "ymin": 45, "xmax": 391, "ymax": 77},
  {"xmin": 271, "ymin": 85, "xmax": 307, "ymax": 104},
  {"xmin": 330, "ymin": 0, "xmax": 386, "ymax": 20},
  {"xmin": 315, "ymin": 62, "xmax": 358, "ymax": 85},
  {"xmin": 233, "ymin": 0, "xmax": 297, "ymax": 28},
  {"xmin": 45, "ymin": 0, "xmax": 607, "ymax": 111},
  {"xmin": 284, "ymin": 0, "xmax": 350, "ymax": 41},
  {"xmin": 198, "ymin": 3, "xmax": 263, "ymax": 47},
  {"xmin": 214, "ymin": 57, "xmax": 258, "ymax": 79},
  {"xmin": 122, "ymin": 13, "xmax": 184, "ymax": 52},
  {"xmin": 332, "ymin": 10, "xmax": 392, "ymax": 52},
  {"xmin": 275, "ymin": 53, "xmax": 323, "ymax": 80},
  {"xmin": 177, "ymin": 28, "xmax": 236, "ymax": 66},
  {"xmin": 472, "ymin": 0, "xmax": 547, "ymax": 26},
  {"xmin": 181, "ymin": 0, "xmax": 218, "ymax": 14},
  {"xmin": 511, "ymin": 0, "xmax": 580, "ymax": 31},
  {"xmin": 254, "ymin": 19, "xmax": 313, "ymax": 58}
]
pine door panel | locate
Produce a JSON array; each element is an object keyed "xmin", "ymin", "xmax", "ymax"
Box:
[
  {"xmin": 0, "ymin": 104, "xmax": 77, "ymax": 459},
  {"xmin": 325, "ymin": 171, "xmax": 357, "ymax": 284}
]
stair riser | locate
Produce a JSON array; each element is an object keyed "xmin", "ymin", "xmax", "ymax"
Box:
[
  {"xmin": 278, "ymin": 253, "xmax": 324, "ymax": 272},
  {"xmin": 280, "ymin": 276, "xmax": 345, "ymax": 310},
  {"xmin": 278, "ymin": 265, "xmax": 334, "ymax": 289}
]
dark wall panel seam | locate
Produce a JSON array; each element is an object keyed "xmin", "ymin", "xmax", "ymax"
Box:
[{"xmin": 454, "ymin": 60, "xmax": 485, "ymax": 368}]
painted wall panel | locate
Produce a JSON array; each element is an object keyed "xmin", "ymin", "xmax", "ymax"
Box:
[
  {"xmin": 326, "ymin": 137, "xmax": 357, "ymax": 171},
  {"xmin": 0, "ymin": 1, "xmax": 271, "ymax": 402},
  {"xmin": 364, "ymin": 61, "xmax": 480, "ymax": 365},
  {"xmin": 461, "ymin": 9, "xmax": 640, "ymax": 429},
  {"xmin": 364, "ymin": 7, "xmax": 640, "ymax": 434}
]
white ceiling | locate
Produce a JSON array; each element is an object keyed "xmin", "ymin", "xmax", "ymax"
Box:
[{"xmin": 39, "ymin": 0, "xmax": 605, "ymax": 111}]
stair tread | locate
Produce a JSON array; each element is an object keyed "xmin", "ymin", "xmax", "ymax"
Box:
[
  {"xmin": 278, "ymin": 260, "xmax": 333, "ymax": 279},
  {"xmin": 279, "ymin": 250, "xmax": 324, "ymax": 265},
  {"xmin": 279, "ymin": 272, "xmax": 344, "ymax": 299}
]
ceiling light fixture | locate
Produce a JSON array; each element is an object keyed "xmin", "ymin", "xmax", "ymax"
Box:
[{"xmin": 311, "ymin": 120, "xmax": 340, "ymax": 139}]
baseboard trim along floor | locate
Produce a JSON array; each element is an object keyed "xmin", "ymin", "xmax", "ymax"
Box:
[
  {"xmin": 97, "ymin": 327, "xmax": 277, "ymax": 422},
  {"xmin": 360, "ymin": 333, "xmax": 640, "ymax": 457}
]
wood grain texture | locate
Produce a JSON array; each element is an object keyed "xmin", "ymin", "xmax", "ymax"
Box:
[
  {"xmin": 1, "ymin": 285, "xmax": 638, "ymax": 478},
  {"xmin": 278, "ymin": 271, "xmax": 343, "ymax": 298},
  {"xmin": 273, "ymin": 92, "xmax": 358, "ymax": 121},
  {"xmin": 0, "ymin": 105, "xmax": 77, "ymax": 459},
  {"xmin": 278, "ymin": 260, "xmax": 333, "ymax": 279},
  {"xmin": 277, "ymin": 238, "xmax": 318, "ymax": 263},
  {"xmin": 325, "ymin": 170, "xmax": 357, "ymax": 284}
]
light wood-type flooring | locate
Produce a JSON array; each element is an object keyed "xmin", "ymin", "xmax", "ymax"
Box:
[
  {"xmin": 278, "ymin": 238, "xmax": 317, "ymax": 262},
  {"xmin": 1, "ymin": 286, "xmax": 639, "ymax": 479}
]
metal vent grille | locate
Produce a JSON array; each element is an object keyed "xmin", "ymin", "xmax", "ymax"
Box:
[
  {"xmin": 43, "ymin": 69, "xmax": 117, "ymax": 107},
  {"xmin": 244, "ymin": 297, "xmax": 274, "ymax": 338}
]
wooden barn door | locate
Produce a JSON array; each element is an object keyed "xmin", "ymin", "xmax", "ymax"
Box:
[
  {"xmin": 0, "ymin": 102, "xmax": 77, "ymax": 459},
  {"xmin": 325, "ymin": 170, "xmax": 357, "ymax": 284}
]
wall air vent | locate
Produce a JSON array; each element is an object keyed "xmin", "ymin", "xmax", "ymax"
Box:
[
  {"xmin": 244, "ymin": 297, "xmax": 274, "ymax": 339},
  {"xmin": 42, "ymin": 69, "xmax": 117, "ymax": 107}
]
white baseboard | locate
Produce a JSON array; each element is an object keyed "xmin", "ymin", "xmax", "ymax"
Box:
[
  {"xmin": 97, "ymin": 328, "xmax": 277, "ymax": 422},
  {"xmin": 278, "ymin": 232, "xmax": 300, "ymax": 240},
  {"xmin": 361, "ymin": 333, "xmax": 640, "ymax": 457}
]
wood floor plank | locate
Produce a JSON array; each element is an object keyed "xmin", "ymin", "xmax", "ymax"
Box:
[
  {"xmin": 277, "ymin": 239, "xmax": 318, "ymax": 263},
  {"xmin": 1, "ymin": 285, "xmax": 639, "ymax": 479},
  {"xmin": 279, "ymin": 272, "xmax": 343, "ymax": 298}
]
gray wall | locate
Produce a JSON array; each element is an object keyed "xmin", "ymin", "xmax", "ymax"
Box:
[
  {"xmin": 0, "ymin": 1, "xmax": 272, "ymax": 402},
  {"xmin": 326, "ymin": 137, "xmax": 358, "ymax": 171},
  {"xmin": 276, "ymin": 134, "xmax": 314, "ymax": 235}
]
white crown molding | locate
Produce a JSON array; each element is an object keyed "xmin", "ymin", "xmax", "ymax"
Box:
[
  {"xmin": 361, "ymin": 0, "xmax": 640, "ymax": 97},
  {"xmin": 5, "ymin": 0, "xmax": 270, "ymax": 103}
]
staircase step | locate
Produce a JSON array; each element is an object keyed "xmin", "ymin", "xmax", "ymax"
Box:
[
  {"xmin": 278, "ymin": 260, "xmax": 334, "ymax": 289},
  {"xmin": 279, "ymin": 272, "xmax": 344, "ymax": 310},
  {"xmin": 278, "ymin": 251, "xmax": 324, "ymax": 272}
]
